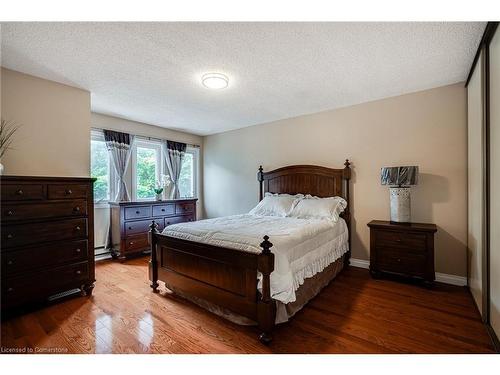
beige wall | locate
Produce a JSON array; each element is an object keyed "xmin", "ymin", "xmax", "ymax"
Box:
[
  {"xmin": 204, "ymin": 83, "xmax": 468, "ymax": 277},
  {"xmin": 467, "ymin": 52, "xmax": 485, "ymax": 314},
  {"xmin": 92, "ymin": 113, "xmax": 204, "ymax": 248},
  {"xmin": 1, "ymin": 68, "xmax": 91, "ymax": 176}
]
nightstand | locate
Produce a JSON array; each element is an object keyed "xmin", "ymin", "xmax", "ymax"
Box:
[{"xmin": 367, "ymin": 220, "xmax": 437, "ymax": 287}]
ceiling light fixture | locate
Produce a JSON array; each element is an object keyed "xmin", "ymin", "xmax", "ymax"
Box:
[{"xmin": 201, "ymin": 73, "xmax": 229, "ymax": 89}]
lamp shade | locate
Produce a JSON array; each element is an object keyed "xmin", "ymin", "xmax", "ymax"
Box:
[{"xmin": 381, "ymin": 166, "xmax": 419, "ymax": 186}]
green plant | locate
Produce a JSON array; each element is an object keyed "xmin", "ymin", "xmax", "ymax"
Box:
[
  {"xmin": 0, "ymin": 119, "xmax": 20, "ymax": 159},
  {"xmin": 154, "ymin": 187, "xmax": 164, "ymax": 195}
]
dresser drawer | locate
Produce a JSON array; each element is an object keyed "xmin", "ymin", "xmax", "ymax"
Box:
[
  {"xmin": 377, "ymin": 247, "xmax": 426, "ymax": 276},
  {"xmin": 164, "ymin": 214, "xmax": 195, "ymax": 227},
  {"xmin": 375, "ymin": 230, "xmax": 427, "ymax": 252},
  {"xmin": 1, "ymin": 199, "xmax": 87, "ymax": 222},
  {"xmin": 124, "ymin": 233, "xmax": 150, "ymax": 251},
  {"xmin": 2, "ymin": 239, "xmax": 88, "ymax": 276},
  {"xmin": 2, "ymin": 218, "xmax": 88, "ymax": 248},
  {"xmin": 2, "ymin": 184, "xmax": 45, "ymax": 201},
  {"xmin": 124, "ymin": 206, "xmax": 151, "ymax": 220},
  {"xmin": 125, "ymin": 219, "xmax": 164, "ymax": 236},
  {"xmin": 2, "ymin": 261, "xmax": 89, "ymax": 308},
  {"xmin": 152, "ymin": 203, "xmax": 175, "ymax": 217},
  {"xmin": 48, "ymin": 184, "xmax": 88, "ymax": 199},
  {"xmin": 176, "ymin": 202, "xmax": 195, "ymax": 215}
]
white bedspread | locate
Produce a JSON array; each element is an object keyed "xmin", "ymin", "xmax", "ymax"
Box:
[{"xmin": 161, "ymin": 214, "xmax": 349, "ymax": 304}]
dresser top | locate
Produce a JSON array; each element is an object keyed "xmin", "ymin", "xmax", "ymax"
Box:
[
  {"xmin": 0, "ymin": 175, "xmax": 96, "ymax": 182},
  {"xmin": 367, "ymin": 220, "xmax": 437, "ymax": 233},
  {"xmin": 108, "ymin": 198, "xmax": 198, "ymax": 206}
]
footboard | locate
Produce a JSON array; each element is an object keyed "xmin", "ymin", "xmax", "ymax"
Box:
[{"xmin": 148, "ymin": 221, "xmax": 276, "ymax": 343}]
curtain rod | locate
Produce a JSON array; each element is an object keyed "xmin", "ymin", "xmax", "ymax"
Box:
[{"xmin": 92, "ymin": 127, "xmax": 201, "ymax": 148}]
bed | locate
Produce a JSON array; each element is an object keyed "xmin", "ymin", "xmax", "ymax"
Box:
[{"xmin": 148, "ymin": 161, "xmax": 352, "ymax": 343}]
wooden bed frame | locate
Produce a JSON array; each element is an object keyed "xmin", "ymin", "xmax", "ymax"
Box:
[{"xmin": 149, "ymin": 161, "xmax": 351, "ymax": 343}]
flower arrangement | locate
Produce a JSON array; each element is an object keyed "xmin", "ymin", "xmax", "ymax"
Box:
[{"xmin": 154, "ymin": 181, "xmax": 164, "ymax": 200}]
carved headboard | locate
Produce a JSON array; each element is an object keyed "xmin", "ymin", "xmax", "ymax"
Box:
[{"xmin": 257, "ymin": 160, "xmax": 352, "ymax": 257}]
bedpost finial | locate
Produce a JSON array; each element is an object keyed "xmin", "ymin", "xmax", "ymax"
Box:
[
  {"xmin": 150, "ymin": 220, "xmax": 158, "ymax": 232},
  {"xmin": 260, "ymin": 235, "xmax": 273, "ymax": 254},
  {"xmin": 344, "ymin": 159, "xmax": 350, "ymax": 168},
  {"xmin": 258, "ymin": 165, "xmax": 264, "ymax": 183}
]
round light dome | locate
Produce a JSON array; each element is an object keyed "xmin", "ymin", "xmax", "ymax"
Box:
[{"xmin": 201, "ymin": 73, "xmax": 229, "ymax": 89}]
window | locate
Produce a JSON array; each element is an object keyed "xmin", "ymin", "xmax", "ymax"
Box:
[
  {"xmin": 90, "ymin": 130, "xmax": 113, "ymax": 203},
  {"xmin": 132, "ymin": 139, "xmax": 163, "ymax": 200},
  {"xmin": 91, "ymin": 129, "xmax": 198, "ymax": 202}
]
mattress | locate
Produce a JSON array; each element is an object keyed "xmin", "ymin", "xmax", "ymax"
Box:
[{"xmin": 162, "ymin": 214, "xmax": 349, "ymax": 304}]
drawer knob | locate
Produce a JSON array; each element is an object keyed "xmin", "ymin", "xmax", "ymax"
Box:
[
  {"xmin": 66, "ymin": 189, "xmax": 73, "ymax": 195},
  {"xmin": 129, "ymin": 242, "xmax": 134, "ymax": 245},
  {"xmin": 136, "ymin": 210, "xmax": 140, "ymax": 214},
  {"xmin": 188, "ymin": 218, "xmax": 192, "ymax": 222},
  {"xmin": 7, "ymin": 260, "xmax": 13, "ymax": 265},
  {"xmin": 7, "ymin": 287, "xmax": 14, "ymax": 293},
  {"xmin": 128, "ymin": 226, "xmax": 133, "ymax": 230},
  {"xmin": 6, "ymin": 210, "xmax": 14, "ymax": 216},
  {"xmin": 161, "ymin": 208, "xmax": 165, "ymax": 212},
  {"xmin": 75, "ymin": 248, "xmax": 81, "ymax": 253},
  {"xmin": 75, "ymin": 226, "xmax": 81, "ymax": 231},
  {"xmin": 6, "ymin": 234, "xmax": 13, "ymax": 239},
  {"xmin": 166, "ymin": 222, "xmax": 171, "ymax": 225},
  {"xmin": 397, "ymin": 258, "xmax": 401, "ymax": 262},
  {"xmin": 16, "ymin": 189, "xmax": 23, "ymax": 196},
  {"xmin": 73, "ymin": 206, "xmax": 81, "ymax": 212},
  {"xmin": 75, "ymin": 270, "xmax": 82, "ymax": 275}
]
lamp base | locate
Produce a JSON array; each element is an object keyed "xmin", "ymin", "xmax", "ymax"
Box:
[{"xmin": 389, "ymin": 187, "xmax": 411, "ymax": 223}]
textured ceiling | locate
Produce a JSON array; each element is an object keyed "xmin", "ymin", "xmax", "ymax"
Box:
[{"xmin": 0, "ymin": 22, "xmax": 485, "ymax": 135}]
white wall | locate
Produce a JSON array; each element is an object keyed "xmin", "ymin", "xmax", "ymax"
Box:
[
  {"xmin": 203, "ymin": 83, "xmax": 468, "ymax": 277},
  {"xmin": 91, "ymin": 113, "xmax": 204, "ymax": 248}
]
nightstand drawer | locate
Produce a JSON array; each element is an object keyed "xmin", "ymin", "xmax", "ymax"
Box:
[
  {"xmin": 376, "ymin": 230, "xmax": 427, "ymax": 252},
  {"xmin": 377, "ymin": 247, "xmax": 426, "ymax": 275}
]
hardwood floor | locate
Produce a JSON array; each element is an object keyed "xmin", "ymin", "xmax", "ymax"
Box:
[{"xmin": 1, "ymin": 257, "xmax": 495, "ymax": 354}]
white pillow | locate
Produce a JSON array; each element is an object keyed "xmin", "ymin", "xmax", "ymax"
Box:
[
  {"xmin": 289, "ymin": 195, "xmax": 347, "ymax": 222},
  {"xmin": 249, "ymin": 193, "xmax": 303, "ymax": 217}
]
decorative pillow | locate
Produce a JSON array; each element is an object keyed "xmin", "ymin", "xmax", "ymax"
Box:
[
  {"xmin": 289, "ymin": 195, "xmax": 347, "ymax": 221},
  {"xmin": 249, "ymin": 193, "xmax": 303, "ymax": 217}
]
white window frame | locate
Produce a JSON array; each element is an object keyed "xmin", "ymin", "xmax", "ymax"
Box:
[
  {"xmin": 131, "ymin": 137, "xmax": 164, "ymax": 201},
  {"xmin": 180, "ymin": 145, "xmax": 199, "ymax": 199},
  {"xmin": 90, "ymin": 129, "xmax": 116, "ymax": 207}
]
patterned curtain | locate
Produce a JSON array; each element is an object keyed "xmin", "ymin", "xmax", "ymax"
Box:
[
  {"xmin": 163, "ymin": 140, "xmax": 187, "ymax": 199},
  {"xmin": 104, "ymin": 130, "xmax": 134, "ymax": 201}
]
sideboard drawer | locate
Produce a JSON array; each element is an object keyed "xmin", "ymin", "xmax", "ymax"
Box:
[
  {"xmin": 48, "ymin": 184, "xmax": 89, "ymax": 199},
  {"xmin": 2, "ymin": 184, "xmax": 45, "ymax": 201},
  {"xmin": 165, "ymin": 214, "xmax": 194, "ymax": 227},
  {"xmin": 1, "ymin": 199, "xmax": 87, "ymax": 222},
  {"xmin": 2, "ymin": 261, "xmax": 89, "ymax": 308},
  {"xmin": 176, "ymin": 202, "xmax": 195, "ymax": 214},
  {"xmin": 125, "ymin": 219, "xmax": 164, "ymax": 236},
  {"xmin": 2, "ymin": 218, "xmax": 88, "ymax": 248},
  {"xmin": 125, "ymin": 206, "xmax": 151, "ymax": 220},
  {"xmin": 152, "ymin": 204, "xmax": 175, "ymax": 217},
  {"xmin": 2, "ymin": 239, "xmax": 89, "ymax": 276},
  {"xmin": 124, "ymin": 233, "xmax": 150, "ymax": 251}
]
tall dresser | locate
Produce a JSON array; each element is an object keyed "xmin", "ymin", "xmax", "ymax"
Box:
[
  {"xmin": 109, "ymin": 199, "xmax": 197, "ymax": 260},
  {"xmin": 1, "ymin": 176, "xmax": 96, "ymax": 311}
]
